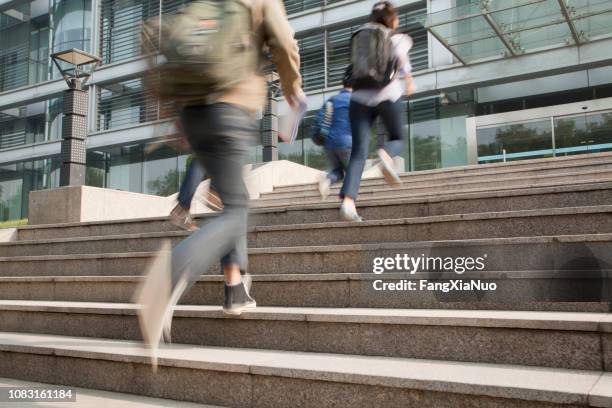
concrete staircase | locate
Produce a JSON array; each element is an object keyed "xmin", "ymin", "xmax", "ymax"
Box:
[{"xmin": 0, "ymin": 152, "xmax": 611, "ymax": 407}]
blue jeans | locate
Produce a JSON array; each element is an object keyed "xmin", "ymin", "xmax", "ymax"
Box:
[
  {"xmin": 177, "ymin": 160, "xmax": 205, "ymax": 209},
  {"xmin": 326, "ymin": 148, "xmax": 351, "ymax": 185},
  {"xmin": 171, "ymin": 103, "xmax": 256, "ymax": 292},
  {"xmin": 340, "ymin": 99, "xmax": 405, "ymax": 200}
]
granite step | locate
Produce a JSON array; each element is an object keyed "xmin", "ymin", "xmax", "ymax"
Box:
[
  {"xmin": 5, "ymin": 206, "xmax": 612, "ymax": 256},
  {"xmin": 15, "ymin": 181, "xmax": 612, "ymax": 241},
  {"xmin": 0, "ymin": 271, "xmax": 608, "ymax": 312},
  {"xmin": 0, "ymin": 332, "xmax": 608, "ymax": 407},
  {"xmin": 0, "ymin": 377, "xmax": 217, "ymax": 407},
  {"xmin": 273, "ymin": 151, "xmax": 612, "ymax": 194},
  {"xmin": 2, "ymin": 234, "xmax": 612, "ymax": 277},
  {"xmin": 251, "ymin": 178, "xmax": 612, "ymax": 209},
  {"xmin": 0, "ymin": 301, "xmax": 609, "ymax": 371},
  {"xmin": 258, "ymin": 168, "xmax": 612, "ymax": 202}
]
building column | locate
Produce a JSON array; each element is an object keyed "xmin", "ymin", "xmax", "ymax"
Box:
[{"xmin": 60, "ymin": 79, "xmax": 88, "ymax": 186}]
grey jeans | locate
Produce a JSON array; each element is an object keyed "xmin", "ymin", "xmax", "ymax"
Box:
[{"xmin": 170, "ymin": 103, "xmax": 256, "ymax": 291}]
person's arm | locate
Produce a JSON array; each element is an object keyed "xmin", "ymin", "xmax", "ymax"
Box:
[
  {"xmin": 261, "ymin": 0, "xmax": 304, "ymax": 106},
  {"xmin": 321, "ymin": 101, "xmax": 334, "ymax": 136},
  {"xmin": 395, "ymin": 34, "xmax": 414, "ymax": 96}
]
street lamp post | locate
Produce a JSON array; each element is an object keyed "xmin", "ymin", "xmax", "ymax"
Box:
[
  {"xmin": 50, "ymin": 48, "xmax": 100, "ymax": 186},
  {"xmin": 263, "ymin": 72, "xmax": 280, "ymax": 162}
]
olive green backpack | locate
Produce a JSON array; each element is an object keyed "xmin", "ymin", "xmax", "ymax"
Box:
[{"xmin": 145, "ymin": 0, "xmax": 257, "ymax": 100}]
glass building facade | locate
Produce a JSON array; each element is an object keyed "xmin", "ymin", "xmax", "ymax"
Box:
[{"xmin": 1, "ymin": 0, "xmax": 612, "ymax": 221}]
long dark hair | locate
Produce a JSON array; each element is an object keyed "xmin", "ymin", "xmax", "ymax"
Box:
[{"xmin": 370, "ymin": 1, "xmax": 398, "ymax": 29}]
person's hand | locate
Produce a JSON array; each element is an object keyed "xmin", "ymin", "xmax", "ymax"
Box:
[
  {"xmin": 287, "ymin": 86, "xmax": 306, "ymax": 109},
  {"xmin": 405, "ymin": 77, "xmax": 415, "ymax": 97}
]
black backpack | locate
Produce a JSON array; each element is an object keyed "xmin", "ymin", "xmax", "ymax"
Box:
[{"xmin": 350, "ymin": 23, "xmax": 397, "ymax": 90}]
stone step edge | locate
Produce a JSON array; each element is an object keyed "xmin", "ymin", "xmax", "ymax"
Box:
[
  {"xmin": 0, "ymin": 331, "xmax": 608, "ymax": 406},
  {"xmin": 0, "ymin": 270, "xmax": 608, "ymax": 283},
  {"xmin": 3, "ymin": 233, "xmax": 612, "ymax": 261},
  {"xmin": 274, "ymin": 150, "xmax": 612, "ymax": 190},
  {"xmin": 260, "ymin": 168, "xmax": 612, "ymax": 200},
  {"xmin": 0, "ymin": 301, "xmax": 609, "ymax": 332},
  {"xmin": 252, "ymin": 177, "xmax": 612, "ymax": 206},
  {"xmin": 270, "ymin": 162, "xmax": 612, "ymax": 194},
  {"xmin": 18, "ymin": 180, "xmax": 612, "ymax": 233},
  {"xmin": 258, "ymin": 169, "xmax": 612, "ymax": 202},
  {"xmin": 252, "ymin": 204, "xmax": 612, "ymax": 232},
  {"xmin": 6, "ymin": 205, "xmax": 612, "ymax": 247},
  {"xmin": 0, "ymin": 377, "xmax": 217, "ymax": 408}
]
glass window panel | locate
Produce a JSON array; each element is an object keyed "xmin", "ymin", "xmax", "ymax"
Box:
[
  {"xmin": 586, "ymin": 111, "xmax": 612, "ymax": 150},
  {"xmin": 436, "ymin": 16, "xmax": 497, "ymax": 46},
  {"xmin": 398, "ymin": 5, "xmax": 429, "ymax": 72},
  {"xmin": 297, "ymin": 32, "xmax": 325, "ymax": 92},
  {"xmin": 86, "ymin": 151, "xmax": 108, "ymax": 188},
  {"xmin": 570, "ymin": 0, "xmax": 612, "ymax": 19},
  {"xmin": 143, "ymin": 144, "xmax": 179, "ymax": 196},
  {"xmin": 477, "ymin": 119, "xmax": 553, "ymax": 161},
  {"xmin": 490, "ymin": 0, "xmax": 561, "ymax": 34},
  {"xmin": 283, "ymin": 0, "xmax": 324, "ymax": 15},
  {"xmin": 574, "ymin": 12, "xmax": 612, "ymax": 40},
  {"xmin": 107, "ymin": 144, "xmax": 143, "ymax": 192},
  {"xmin": 0, "ymin": 163, "xmax": 24, "ymax": 221},
  {"xmin": 554, "ymin": 114, "xmax": 588, "ymax": 151},
  {"xmin": 511, "ymin": 22, "xmax": 570, "ymax": 51},
  {"xmin": 0, "ymin": 0, "xmax": 51, "ymax": 92},
  {"xmin": 450, "ymin": 36, "xmax": 508, "ymax": 62},
  {"xmin": 97, "ymin": 78, "xmax": 159, "ymax": 130},
  {"xmin": 51, "ymin": 0, "xmax": 92, "ymax": 54},
  {"xmin": 100, "ymin": 0, "xmax": 158, "ymax": 64}
]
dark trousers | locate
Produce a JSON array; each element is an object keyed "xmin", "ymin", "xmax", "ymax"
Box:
[
  {"xmin": 171, "ymin": 103, "xmax": 256, "ymax": 291},
  {"xmin": 177, "ymin": 160, "xmax": 205, "ymax": 209},
  {"xmin": 340, "ymin": 99, "xmax": 405, "ymax": 200},
  {"xmin": 326, "ymin": 148, "xmax": 351, "ymax": 185}
]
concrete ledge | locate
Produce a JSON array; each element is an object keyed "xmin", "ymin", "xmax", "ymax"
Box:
[
  {"xmin": 0, "ymin": 228, "xmax": 16, "ymax": 243},
  {"xmin": 27, "ymin": 161, "xmax": 323, "ymax": 226},
  {"xmin": 28, "ymin": 186, "xmax": 173, "ymax": 225}
]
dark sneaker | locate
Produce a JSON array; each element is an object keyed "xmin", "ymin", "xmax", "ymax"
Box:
[
  {"xmin": 169, "ymin": 203, "xmax": 198, "ymax": 231},
  {"xmin": 223, "ymin": 281, "xmax": 256, "ymax": 316}
]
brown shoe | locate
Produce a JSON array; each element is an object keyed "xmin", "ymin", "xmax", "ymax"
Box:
[
  {"xmin": 169, "ymin": 203, "xmax": 198, "ymax": 231},
  {"xmin": 201, "ymin": 188, "xmax": 223, "ymax": 212}
]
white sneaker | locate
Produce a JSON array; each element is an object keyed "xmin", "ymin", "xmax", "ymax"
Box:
[
  {"xmin": 340, "ymin": 201, "xmax": 363, "ymax": 222},
  {"xmin": 377, "ymin": 148, "xmax": 401, "ymax": 187},
  {"xmin": 318, "ymin": 175, "xmax": 331, "ymax": 200},
  {"xmin": 133, "ymin": 240, "xmax": 172, "ymax": 371}
]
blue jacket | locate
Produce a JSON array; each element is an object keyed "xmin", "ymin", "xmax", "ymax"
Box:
[{"xmin": 312, "ymin": 89, "xmax": 352, "ymax": 150}]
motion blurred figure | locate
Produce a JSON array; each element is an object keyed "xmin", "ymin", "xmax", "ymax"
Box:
[
  {"xmin": 339, "ymin": 1, "xmax": 415, "ymax": 221},
  {"xmin": 311, "ymin": 65, "xmax": 354, "ymax": 199},
  {"xmin": 135, "ymin": 0, "xmax": 303, "ymax": 369}
]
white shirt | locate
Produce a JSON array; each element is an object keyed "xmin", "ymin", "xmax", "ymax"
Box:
[{"xmin": 351, "ymin": 34, "xmax": 413, "ymax": 107}]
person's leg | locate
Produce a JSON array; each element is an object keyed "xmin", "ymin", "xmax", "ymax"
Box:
[
  {"xmin": 339, "ymin": 101, "xmax": 376, "ymax": 201},
  {"xmin": 377, "ymin": 99, "xmax": 405, "ymax": 157},
  {"xmin": 171, "ymin": 104, "xmax": 254, "ymax": 294},
  {"xmin": 376, "ymin": 99, "xmax": 405, "ymax": 186},
  {"xmin": 170, "ymin": 160, "xmax": 206, "ymax": 231},
  {"xmin": 336, "ymin": 148, "xmax": 352, "ymax": 182},
  {"xmin": 178, "ymin": 160, "xmax": 205, "ymax": 209},
  {"xmin": 325, "ymin": 149, "xmax": 343, "ymax": 184}
]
